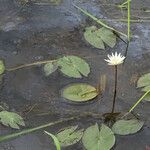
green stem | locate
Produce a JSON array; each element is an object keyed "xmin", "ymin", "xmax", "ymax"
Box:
[
  {"xmin": 118, "ymin": 0, "xmax": 131, "ymax": 8},
  {"xmin": 128, "ymin": 89, "xmax": 150, "ymax": 113},
  {"xmin": 0, "ymin": 116, "xmax": 77, "ymax": 142},
  {"xmin": 127, "ymin": 0, "xmax": 131, "ymax": 41},
  {"xmin": 73, "ymin": 4, "xmax": 127, "ymax": 38},
  {"xmin": 6, "ymin": 59, "xmax": 57, "ymax": 72}
]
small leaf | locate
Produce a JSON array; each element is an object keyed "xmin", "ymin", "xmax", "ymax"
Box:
[
  {"xmin": 143, "ymin": 93, "xmax": 150, "ymax": 101},
  {"xmin": 44, "ymin": 62, "xmax": 58, "ymax": 76},
  {"xmin": 84, "ymin": 26, "xmax": 105, "ymax": 49},
  {"xmin": 137, "ymin": 73, "xmax": 150, "ymax": 88},
  {"xmin": 98, "ymin": 27, "xmax": 116, "ymax": 48},
  {"xmin": 141, "ymin": 85, "xmax": 150, "ymax": 92},
  {"xmin": 0, "ymin": 111, "xmax": 25, "ymax": 129},
  {"xmin": 82, "ymin": 124, "xmax": 115, "ymax": 150},
  {"xmin": 56, "ymin": 126, "xmax": 84, "ymax": 147},
  {"xmin": 0, "ymin": 60, "xmax": 5, "ymax": 75},
  {"xmin": 44, "ymin": 131, "xmax": 61, "ymax": 150},
  {"xmin": 137, "ymin": 73, "xmax": 150, "ymax": 101},
  {"xmin": 62, "ymin": 83, "xmax": 98, "ymax": 102},
  {"xmin": 112, "ymin": 119, "xmax": 144, "ymax": 135},
  {"xmin": 84, "ymin": 26, "xmax": 116, "ymax": 49},
  {"xmin": 58, "ymin": 56, "xmax": 90, "ymax": 78}
]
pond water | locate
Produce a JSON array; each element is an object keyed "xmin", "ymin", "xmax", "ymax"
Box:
[{"xmin": 0, "ymin": 0, "xmax": 150, "ymax": 150}]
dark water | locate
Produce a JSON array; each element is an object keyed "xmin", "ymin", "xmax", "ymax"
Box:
[{"xmin": 0, "ymin": 0, "xmax": 150, "ymax": 149}]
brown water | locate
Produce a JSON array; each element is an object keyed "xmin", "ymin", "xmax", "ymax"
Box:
[{"xmin": 0, "ymin": 0, "xmax": 150, "ymax": 149}]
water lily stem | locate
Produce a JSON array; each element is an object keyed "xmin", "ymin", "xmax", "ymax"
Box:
[
  {"xmin": 127, "ymin": 0, "xmax": 131, "ymax": 41},
  {"xmin": 6, "ymin": 60, "xmax": 57, "ymax": 72},
  {"xmin": 128, "ymin": 89, "xmax": 150, "ymax": 113},
  {"xmin": 111, "ymin": 65, "xmax": 118, "ymax": 113}
]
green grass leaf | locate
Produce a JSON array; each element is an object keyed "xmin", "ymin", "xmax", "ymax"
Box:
[
  {"xmin": 112, "ymin": 119, "xmax": 144, "ymax": 135},
  {"xmin": 82, "ymin": 124, "xmax": 115, "ymax": 150},
  {"xmin": 62, "ymin": 83, "xmax": 98, "ymax": 102},
  {"xmin": 0, "ymin": 111, "xmax": 25, "ymax": 129},
  {"xmin": 56, "ymin": 126, "xmax": 84, "ymax": 147},
  {"xmin": 44, "ymin": 131, "xmax": 61, "ymax": 150}
]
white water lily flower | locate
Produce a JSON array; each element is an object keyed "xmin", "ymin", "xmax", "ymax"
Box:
[{"xmin": 104, "ymin": 52, "xmax": 125, "ymax": 65}]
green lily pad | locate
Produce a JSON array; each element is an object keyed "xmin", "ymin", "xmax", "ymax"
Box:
[
  {"xmin": 82, "ymin": 124, "xmax": 115, "ymax": 150},
  {"xmin": 44, "ymin": 62, "xmax": 58, "ymax": 76},
  {"xmin": 0, "ymin": 111, "xmax": 25, "ymax": 129},
  {"xmin": 137, "ymin": 73, "xmax": 150, "ymax": 101},
  {"xmin": 56, "ymin": 126, "xmax": 84, "ymax": 147},
  {"xmin": 84, "ymin": 26, "xmax": 116, "ymax": 49},
  {"xmin": 62, "ymin": 83, "xmax": 98, "ymax": 102},
  {"xmin": 137, "ymin": 73, "xmax": 150, "ymax": 88},
  {"xmin": 0, "ymin": 60, "xmax": 5, "ymax": 75},
  {"xmin": 58, "ymin": 56, "xmax": 90, "ymax": 78},
  {"xmin": 112, "ymin": 119, "xmax": 144, "ymax": 135}
]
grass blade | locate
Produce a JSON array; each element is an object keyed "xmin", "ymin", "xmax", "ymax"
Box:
[
  {"xmin": 0, "ymin": 117, "xmax": 76, "ymax": 142},
  {"xmin": 73, "ymin": 4, "xmax": 127, "ymax": 38},
  {"xmin": 44, "ymin": 131, "xmax": 61, "ymax": 150}
]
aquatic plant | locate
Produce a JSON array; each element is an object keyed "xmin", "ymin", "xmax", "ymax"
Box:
[
  {"xmin": 104, "ymin": 52, "xmax": 125, "ymax": 113},
  {"xmin": 44, "ymin": 131, "xmax": 61, "ymax": 150},
  {"xmin": 1, "ymin": 55, "xmax": 90, "ymax": 79},
  {"xmin": 0, "ymin": 1, "xmax": 149, "ymax": 149}
]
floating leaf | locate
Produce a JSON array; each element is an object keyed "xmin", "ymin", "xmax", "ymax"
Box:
[
  {"xmin": 82, "ymin": 124, "xmax": 115, "ymax": 150},
  {"xmin": 0, "ymin": 111, "xmax": 25, "ymax": 129},
  {"xmin": 44, "ymin": 62, "xmax": 58, "ymax": 76},
  {"xmin": 58, "ymin": 56, "xmax": 90, "ymax": 78},
  {"xmin": 137, "ymin": 73, "xmax": 150, "ymax": 88},
  {"xmin": 98, "ymin": 27, "xmax": 116, "ymax": 48},
  {"xmin": 0, "ymin": 60, "xmax": 5, "ymax": 75},
  {"xmin": 56, "ymin": 126, "xmax": 84, "ymax": 147},
  {"xmin": 112, "ymin": 119, "xmax": 144, "ymax": 135},
  {"xmin": 44, "ymin": 131, "xmax": 61, "ymax": 150},
  {"xmin": 137, "ymin": 73, "xmax": 150, "ymax": 101},
  {"xmin": 84, "ymin": 26, "xmax": 116, "ymax": 49},
  {"xmin": 84, "ymin": 26, "xmax": 105, "ymax": 49},
  {"xmin": 62, "ymin": 83, "xmax": 98, "ymax": 102},
  {"xmin": 143, "ymin": 93, "xmax": 150, "ymax": 101}
]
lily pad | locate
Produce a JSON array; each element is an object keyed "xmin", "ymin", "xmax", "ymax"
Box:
[
  {"xmin": 56, "ymin": 126, "xmax": 84, "ymax": 147},
  {"xmin": 112, "ymin": 119, "xmax": 144, "ymax": 135},
  {"xmin": 0, "ymin": 60, "xmax": 5, "ymax": 75},
  {"xmin": 84, "ymin": 26, "xmax": 116, "ymax": 49},
  {"xmin": 82, "ymin": 124, "xmax": 115, "ymax": 150},
  {"xmin": 44, "ymin": 62, "xmax": 58, "ymax": 76},
  {"xmin": 62, "ymin": 83, "xmax": 98, "ymax": 102},
  {"xmin": 137, "ymin": 73, "xmax": 150, "ymax": 88},
  {"xmin": 137, "ymin": 73, "xmax": 150, "ymax": 101},
  {"xmin": 0, "ymin": 111, "xmax": 25, "ymax": 129},
  {"xmin": 58, "ymin": 56, "xmax": 90, "ymax": 78}
]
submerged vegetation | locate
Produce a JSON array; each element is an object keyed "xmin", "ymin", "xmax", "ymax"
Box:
[{"xmin": 0, "ymin": 0, "xmax": 149, "ymax": 150}]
